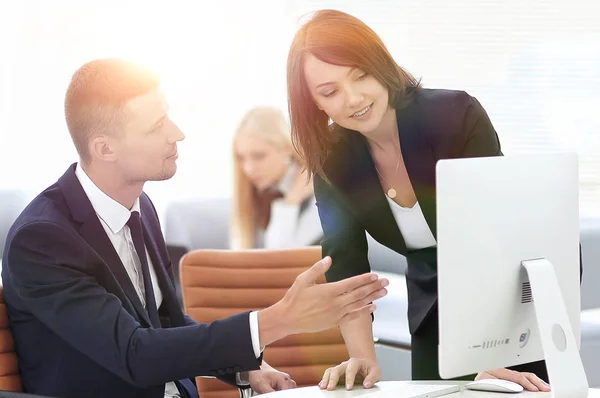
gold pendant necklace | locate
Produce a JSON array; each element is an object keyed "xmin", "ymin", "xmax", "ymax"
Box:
[{"xmin": 374, "ymin": 153, "xmax": 401, "ymax": 199}]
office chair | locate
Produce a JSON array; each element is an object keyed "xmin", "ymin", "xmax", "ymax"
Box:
[
  {"xmin": 179, "ymin": 246, "xmax": 349, "ymax": 398},
  {"xmin": 0, "ymin": 288, "xmax": 58, "ymax": 397}
]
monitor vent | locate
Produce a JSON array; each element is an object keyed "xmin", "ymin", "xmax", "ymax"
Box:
[
  {"xmin": 521, "ymin": 282, "xmax": 533, "ymax": 303},
  {"xmin": 479, "ymin": 338, "xmax": 510, "ymax": 349}
]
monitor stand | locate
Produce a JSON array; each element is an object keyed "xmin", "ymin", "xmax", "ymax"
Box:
[{"xmin": 522, "ymin": 258, "xmax": 588, "ymax": 398}]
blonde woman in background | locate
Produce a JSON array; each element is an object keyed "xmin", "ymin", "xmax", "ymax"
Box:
[{"xmin": 231, "ymin": 106, "xmax": 323, "ymax": 249}]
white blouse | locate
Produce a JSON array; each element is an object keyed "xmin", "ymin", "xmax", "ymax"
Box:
[{"xmin": 385, "ymin": 196, "xmax": 437, "ymax": 251}]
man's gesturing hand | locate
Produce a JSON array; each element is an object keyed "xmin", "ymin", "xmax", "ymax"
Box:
[{"xmin": 258, "ymin": 256, "xmax": 388, "ymax": 346}]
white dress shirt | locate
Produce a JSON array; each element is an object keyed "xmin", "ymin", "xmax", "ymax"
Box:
[{"xmin": 75, "ymin": 164, "xmax": 261, "ymax": 397}]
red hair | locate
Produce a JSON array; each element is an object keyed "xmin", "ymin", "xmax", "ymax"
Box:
[{"xmin": 287, "ymin": 9, "xmax": 421, "ymax": 179}]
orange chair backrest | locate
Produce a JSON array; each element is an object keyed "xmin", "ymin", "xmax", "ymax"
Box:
[
  {"xmin": 179, "ymin": 247, "xmax": 349, "ymax": 398},
  {"xmin": 0, "ymin": 288, "xmax": 23, "ymax": 392}
]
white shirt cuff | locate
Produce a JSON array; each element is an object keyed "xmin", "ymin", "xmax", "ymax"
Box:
[{"xmin": 249, "ymin": 311, "xmax": 264, "ymax": 358}]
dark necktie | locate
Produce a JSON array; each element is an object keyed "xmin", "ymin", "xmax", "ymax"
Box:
[
  {"xmin": 127, "ymin": 211, "xmax": 161, "ymax": 328},
  {"xmin": 128, "ymin": 211, "xmax": 198, "ymax": 398}
]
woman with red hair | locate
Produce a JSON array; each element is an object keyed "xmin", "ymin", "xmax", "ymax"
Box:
[{"xmin": 286, "ymin": 8, "xmax": 550, "ymax": 393}]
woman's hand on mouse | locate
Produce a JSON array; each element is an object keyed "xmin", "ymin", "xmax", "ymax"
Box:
[
  {"xmin": 476, "ymin": 368, "xmax": 551, "ymax": 392},
  {"xmin": 318, "ymin": 358, "xmax": 381, "ymax": 391}
]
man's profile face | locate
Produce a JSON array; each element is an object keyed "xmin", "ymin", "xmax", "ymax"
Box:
[{"xmin": 111, "ymin": 89, "xmax": 185, "ymax": 183}]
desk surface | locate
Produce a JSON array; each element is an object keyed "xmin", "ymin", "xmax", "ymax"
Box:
[{"xmin": 260, "ymin": 381, "xmax": 600, "ymax": 398}]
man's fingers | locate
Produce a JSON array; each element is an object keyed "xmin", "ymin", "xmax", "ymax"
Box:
[
  {"xmin": 280, "ymin": 377, "xmax": 297, "ymax": 390},
  {"xmin": 261, "ymin": 383, "xmax": 276, "ymax": 393},
  {"xmin": 339, "ymin": 304, "xmax": 376, "ymax": 326},
  {"xmin": 253, "ymin": 381, "xmax": 275, "ymax": 394},
  {"xmin": 342, "ymin": 295, "xmax": 381, "ymax": 317},
  {"xmin": 298, "ymin": 257, "xmax": 332, "ymax": 285},
  {"xmin": 341, "ymin": 279, "xmax": 388, "ymax": 308},
  {"xmin": 276, "ymin": 375, "xmax": 297, "ymax": 391},
  {"xmin": 330, "ymin": 272, "xmax": 380, "ymax": 295}
]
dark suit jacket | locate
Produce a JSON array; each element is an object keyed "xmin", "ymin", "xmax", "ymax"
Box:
[
  {"xmin": 315, "ymin": 88, "xmax": 504, "ymax": 334},
  {"xmin": 314, "ymin": 88, "xmax": 583, "ymax": 334},
  {"xmin": 1, "ymin": 164, "xmax": 261, "ymax": 398}
]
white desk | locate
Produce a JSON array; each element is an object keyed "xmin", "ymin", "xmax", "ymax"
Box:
[{"xmin": 260, "ymin": 381, "xmax": 600, "ymax": 398}]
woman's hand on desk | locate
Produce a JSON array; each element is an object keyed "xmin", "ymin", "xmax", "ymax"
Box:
[
  {"xmin": 318, "ymin": 358, "xmax": 381, "ymax": 391},
  {"xmin": 476, "ymin": 368, "xmax": 551, "ymax": 392}
]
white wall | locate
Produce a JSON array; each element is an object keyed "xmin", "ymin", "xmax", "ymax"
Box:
[{"xmin": 1, "ymin": 0, "xmax": 599, "ymax": 220}]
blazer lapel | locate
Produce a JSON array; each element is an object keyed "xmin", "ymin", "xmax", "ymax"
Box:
[
  {"xmin": 396, "ymin": 102, "xmax": 439, "ymax": 238},
  {"xmin": 328, "ymin": 98, "xmax": 439, "ymax": 256},
  {"xmin": 335, "ymin": 132, "xmax": 407, "ymax": 254},
  {"xmin": 57, "ymin": 164, "xmax": 152, "ymax": 327}
]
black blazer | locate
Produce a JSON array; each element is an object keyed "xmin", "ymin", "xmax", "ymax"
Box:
[
  {"xmin": 315, "ymin": 88, "xmax": 584, "ymax": 382},
  {"xmin": 315, "ymin": 88, "xmax": 559, "ymax": 335},
  {"xmin": 1, "ymin": 164, "xmax": 261, "ymax": 398}
]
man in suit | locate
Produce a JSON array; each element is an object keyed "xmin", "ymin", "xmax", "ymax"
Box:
[{"xmin": 0, "ymin": 58, "xmax": 388, "ymax": 398}]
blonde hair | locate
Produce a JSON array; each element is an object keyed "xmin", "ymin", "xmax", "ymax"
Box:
[{"xmin": 230, "ymin": 106, "xmax": 302, "ymax": 249}]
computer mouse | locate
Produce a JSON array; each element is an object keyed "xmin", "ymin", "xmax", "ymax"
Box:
[{"xmin": 465, "ymin": 379, "xmax": 524, "ymax": 393}]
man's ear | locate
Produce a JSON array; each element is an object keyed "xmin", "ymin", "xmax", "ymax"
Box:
[{"xmin": 89, "ymin": 135, "xmax": 117, "ymax": 163}]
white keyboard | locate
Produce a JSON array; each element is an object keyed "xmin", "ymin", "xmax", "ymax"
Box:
[{"xmin": 362, "ymin": 383, "xmax": 460, "ymax": 398}]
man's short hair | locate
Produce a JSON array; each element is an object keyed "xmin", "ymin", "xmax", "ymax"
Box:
[{"xmin": 64, "ymin": 58, "xmax": 160, "ymax": 163}]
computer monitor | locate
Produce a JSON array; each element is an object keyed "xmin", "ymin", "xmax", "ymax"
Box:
[{"xmin": 436, "ymin": 152, "xmax": 588, "ymax": 398}]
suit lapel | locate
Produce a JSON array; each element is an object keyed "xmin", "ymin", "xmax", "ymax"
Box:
[
  {"xmin": 57, "ymin": 164, "xmax": 152, "ymax": 326},
  {"xmin": 79, "ymin": 219, "xmax": 153, "ymax": 326},
  {"xmin": 140, "ymin": 197, "xmax": 185, "ymax": 327}
]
